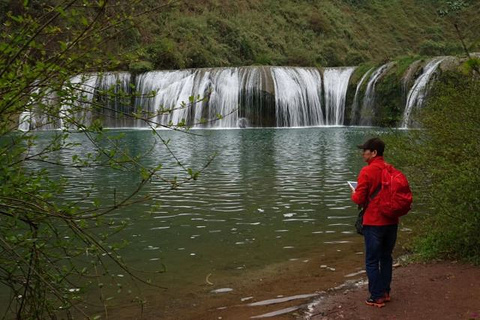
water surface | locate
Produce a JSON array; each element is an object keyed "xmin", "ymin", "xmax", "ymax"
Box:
[{"xmin": 18, "ymin": 127, "xmax": 388, "ymax": 317}]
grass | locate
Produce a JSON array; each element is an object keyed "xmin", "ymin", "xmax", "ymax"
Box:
[{"xmin": 124, "ymin": 0, "xmax": 479, "ymax": 70}]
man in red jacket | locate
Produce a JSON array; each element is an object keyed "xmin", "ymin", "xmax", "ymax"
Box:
[{"xmin": 352, "ymin": 137, "xmax": 398, "ymax": 308}]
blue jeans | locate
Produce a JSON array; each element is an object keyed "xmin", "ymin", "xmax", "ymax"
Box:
[{"xmin": 363, "ymin": 224, "xmax": 398, "ymax": 300}]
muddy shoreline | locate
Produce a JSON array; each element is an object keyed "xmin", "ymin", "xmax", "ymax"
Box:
[
  {"xmin": 90, "ymin": 227, "xmax": 427, "ymax": 319},
  {"xmin": 107, "ymin": 239, "xmax": 367, "ymax": 319},
  {"xmin": 101, "ymin": 236, "xmax": 480, "ymax": 320},
  {"xmin": 302, "ymin": 260, "xmax": 480, "ymax": 320}
]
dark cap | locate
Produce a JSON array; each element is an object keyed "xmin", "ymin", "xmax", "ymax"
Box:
[{"xmin": 357, "ymin": 137, "xmax": 385, "ymax": 156}]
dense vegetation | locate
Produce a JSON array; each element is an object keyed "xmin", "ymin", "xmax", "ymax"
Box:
[
  {"xmin": 125, "ymin": 0, "xmax": 480, "ymax": 71},
  {"xmin": 3, "ymin": 0, "xmax": 478, "ymax": 73},
  {"xmin": 0, "ymin": 1, "xmax": 206, "ymax": 318},
  {"xmin": 386, "ymin": 68, "xmax": 480, "ymax": 264}
]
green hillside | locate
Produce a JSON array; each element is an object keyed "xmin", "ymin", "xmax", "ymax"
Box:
[{"xmin": 123, "ymin": 0, "xmax": 480, "ymax": 71}]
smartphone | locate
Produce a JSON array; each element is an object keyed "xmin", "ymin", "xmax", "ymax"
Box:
[{"xmin": 347, "ymin": 181, "xmax": 357, "ymax": 190}]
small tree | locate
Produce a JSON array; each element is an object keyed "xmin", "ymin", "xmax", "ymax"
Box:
[
  {"xmin": 437, "ymin": 0, "xmax": 480, "ymax": 75},
  {"xmin": 0, "ymin": 1, "xmax": 215, "ymax": 318}
]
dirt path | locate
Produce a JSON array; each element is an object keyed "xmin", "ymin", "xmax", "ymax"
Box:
[{"xmin": 304, "ymin": 261, "xmax": 480, "ymax": 320}]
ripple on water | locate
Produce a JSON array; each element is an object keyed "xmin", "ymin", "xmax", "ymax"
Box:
[
  {"xmin": 330, "ymin": 206, "xmax": 353, "ymax": 210},
  {"xmin": 153, "ymin": 213, "xmax": 200, "ymax": 219},
  {"xmin": 323, "ymin": 240, "xmax": 352, "ymax": 244},
  {"xmin": 211, "ymin": 207, "xmax": 245, "ymax": 213},
  {"xmin": 150, "ymin": 226, "xmax": 170, "ymax": 230},
  {"xmin": 251, "ymin": 306, "xmax": 302, "ymax": 319},
  {"xmin": 247, "ymin": 293, "xmax": 318, "ymax": 306},
  {"xmin": 211, "ymin": 288, "xmax": 233, "ymax": 294},
  {"xmin": 40, "ymin": 127, "xmax": 374, "ymax": 317},
  {"xmin": 236, "ymin": 222, "xmax": 261, "ymax": 226},
  {"xmin": 327, "ymin": 215, "xmax": 354, "ymax": 219}
]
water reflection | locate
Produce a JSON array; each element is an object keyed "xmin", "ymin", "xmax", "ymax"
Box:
[{"xmin": 22, "ymin": 127, "xmax": 379, "ymax": 309}]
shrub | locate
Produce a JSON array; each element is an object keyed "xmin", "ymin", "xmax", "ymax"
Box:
[
  {"xmin": 146, "ymin": 38, "xmax": 185, "ymax": 69},
  {"xmin": 321, "ymin": 42, "xmax": 345, "ymax": 67},
  {"xmin": 418, "ymin": 39, "xmax": 446, "ymax": 56},
  {"xmin": 386, "ymin": 71, "xmax": 480, "ymax": 264},
  {"xmin": 308, "ymin": 12, "xmax": 332, "ymax": 34},
  {"xmin": 129, "ymin": 60, "xmax": 154, "ymax": 74},
  {"xmin": 254, "ymin": 52, "xmax": 274, "ymax": 65},
  {"xmin": 345, "ymin": 50, "xmax": 367, "ymax": 65},
  {"xmin": 286, "ymin": 48, "xmax": 317, "ymax": 66}
]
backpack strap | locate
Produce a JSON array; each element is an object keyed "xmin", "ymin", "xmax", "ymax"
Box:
[
  {"xmin": 370, "ymin": 184, "xmax": 381, "ymax": 200},
  {"xmin": 363, "ymin": 164, "xmax": 384, "ymax": 209},
  {"xmin": 363, "ymin": 183, "xmax": 381, "ymax": 210},
  {"xmin": 369, "ymin": 161, "xmax": 387, "ymax": 201}
]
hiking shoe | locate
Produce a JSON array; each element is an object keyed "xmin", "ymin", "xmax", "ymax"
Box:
[
  {"xmin": 384, "ymin": 292, "xmax": 391, "ymax": 302},
  {"xmin": 365, "ymin": 297, "xmax": 385, "ymax": 308}
]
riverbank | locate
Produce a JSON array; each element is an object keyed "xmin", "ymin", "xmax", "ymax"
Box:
[
  {"xmin": 108, "ymin": 239, "xmax": 367, "ymax": 319},
  {"xmin": 106, "ymin": 248, "xmax": 480, "ymax": 319},
  {"xmin": 302, "ymin": 260, "xmax": 480, "ymax": 320}
]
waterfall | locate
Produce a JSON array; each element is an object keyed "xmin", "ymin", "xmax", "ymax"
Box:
[
  {"xmin": 18, "ymin": 111, "xmax": 31, "ymax": 132},
  {"xmin": 349, "ymin": 68, "xmax": 373, "ymax": 125},
  {"xmin": 238, "ymin": 67, "xmax": 274, "ymax": 127},
  {"xmin": 135, "ymin": 69, "xmax": 241, "ymax": 128},
  {"xmin": 401, "ymin": 57, "xmax": 445, "ymax": 128},
  {"xmin": 136, "ymin": 66, "xmax": 328, "ymax": 128},
  {"xmin": 272, "ymin": 67, "xmax": 324, "ymax": 127},
  {"xmin": 60, "ymin": 73, "xmax": 98, "ymax": 129},
  {"xmin": 402, "ymin": 60, "xmax": 422, "ymax": 106},
  {"xmin": 61, "ymin": 72, "xmax": 132, "ymax": 129},
  {"xmin": 134, "ymin": 70, "xmax": 194, "ymax": 128},
  {"xmin": 359, "ymin": 62, "xmax": 394, "ymax": 126},
  {"xmin": 207, "ymin": 68, "xmax": 241, "ymax": 128},
  {"xmin": 16, "ymin": 83, "xmax": 59, "ymax": 131},
  {"xmin": 96, "ymin": 72, "xmax": 132, "ymax": 128},
  {"xmin": 323, "ymin": 67, "xmax": 356, "ymax": 126},
  {"xmin": 18, "ymin": 66, "xmax": 358, "ymax": 130}
]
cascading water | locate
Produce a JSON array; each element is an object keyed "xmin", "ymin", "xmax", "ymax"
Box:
[
  {"xmin": 323, "ymin": 67, "xmax": 356, "ymax": 126},
  {"xmin": 401, "ymin": 57, "xmax": 445, "ymax": 128},
  {"xmin": 206, "ymin": 68, "xmax": 241, "ymax": 128},
  {"xmin": 237, "ymin": 67, "xmax": 274, "ymax": 127},
  {"xmin": 402, "ymin": 60, "xmax": 423, "ymax": 105},
  {"xmin": 272, "ymin": 67, "xmax": 324, "ymax": 127},
  {"xmin": 358, "ymin": 62, "xmax": 394, "ymax": 126},
  {"xmin": 135, "ymin": 66, "xmax": 348, "ymax": 128},
  {"xmin": 134, "ymin": 70, "xmax": 194, "ymax": 128},
  {"xmin": 60, "ymin": 73, "xmax": 98, "ymax": 129},
  {"xmin": 18, "ymin": 111, "xmax": 32, "ymax": 132},
  {"xmin": 17, "ymin": 83, "xmax": 58, "ymax": 131},
  {"xmin": 135, "ymin": 68, "xmax": 242, "ymax": 128},
  {"xmin": 349, "ymin": 68, "xmax": 373, "ymax": 125},
  {"xmin": 60, "ymin": 72, "xmax": 131, "ymax": 129},
  {"xmin": 18, "ymin": 66, "xmax": 356, "ymax": 130},
  {"xmin": 96, "ymin": 72, "xmax": 132, "ymax": 128}
]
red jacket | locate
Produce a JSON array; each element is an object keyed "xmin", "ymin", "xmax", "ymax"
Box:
[{"xmin": 352, "ymin": 156, "xmax": 398, "ymax": 226}]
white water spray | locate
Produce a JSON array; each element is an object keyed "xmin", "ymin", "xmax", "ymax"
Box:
[
  {"xmin": 359, "ymin": 63, "xmax": 394, "ymax": 126},
  {"xmin": 19, "ymin": 66, "xmax": 357, "ymax": 129},
  {"xmin": 349, "ymin": 68, "xmax": 373, "ymax": 125},
  {"xmin": 323, "ymin": 67, "xmax": 356, "ymax": 126},
  {"xmin": 401, "ymin": 57, "xmax": 445, "ymax": 128},
  {"xmin": 272, "ymin": 67, "xmax": 324, "ymax": 127}
]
